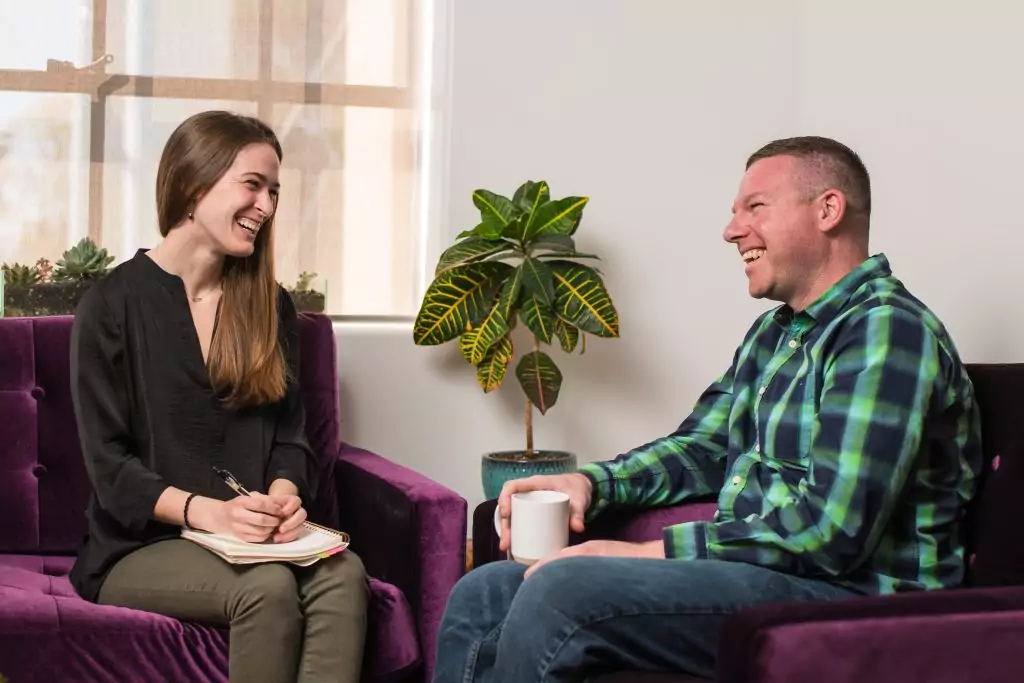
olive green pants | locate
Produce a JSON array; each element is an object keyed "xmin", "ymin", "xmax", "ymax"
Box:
[{"xmin": 98, "ymin": 539, "xmax": 368, "ymax": 683}]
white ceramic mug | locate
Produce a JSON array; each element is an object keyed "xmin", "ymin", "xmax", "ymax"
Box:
[{"xmin": 493, "ymin": 490, "xmax": 571, "ymax": 565}]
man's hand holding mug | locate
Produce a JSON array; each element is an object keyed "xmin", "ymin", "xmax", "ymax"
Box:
[
  {"xmin": 495, "ymin": 473, "xmax": 593, "ymax": 564},
  {"xmin": 495, "ymin": 472, "xmax": 666, "ymax": 579}
]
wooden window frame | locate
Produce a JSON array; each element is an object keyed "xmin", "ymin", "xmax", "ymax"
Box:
[{"xmin": 0, "ymin": 0, "xmax": 420, "ymax": 317}]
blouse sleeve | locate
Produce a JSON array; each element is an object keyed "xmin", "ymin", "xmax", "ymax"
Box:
[
  {"xmin": 265, "ymin": 288, "xmax": 320, "ymax": 505},
  {"xmin": 70, "ymin": 285, "xmax": 168, "ymax": 531}
]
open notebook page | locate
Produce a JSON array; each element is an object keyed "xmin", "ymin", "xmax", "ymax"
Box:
[{"xmin": 182, "ymin": 523, "xmax": 348, "ymax": 560}]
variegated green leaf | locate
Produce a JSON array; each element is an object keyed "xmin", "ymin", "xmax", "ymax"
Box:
[
  {"xmin": 554, "ymin": 318, "xmax": 580, "ymax": 353},
  {"xmin": 435, "ymin": 238, "xmax": 507, "ymax": 275},
  {"xmin": 476, "ymin": 334, "xmax": 514, "ymax": 393},
  {"xmin": 413, "ymin": 262, "xmax": 512, "ymax": 345},
  {"xmin": 495, "ymin": 266, "xmax": 523, "ymax": 320},
  {"xmin": 550, "ymin": 260, "xmax": 619, "ymax": 338},
  {"xmin": 473, "ymin": 190, "xmax": 518, "ymax": 226},
  {"xmin": 521, "ymin": 257, "xmax": 554, "ymax": 305},
  {"xmin": 512, "ymin": 180, "xmax": 550, "ymax": 215},
  {"xmin": 569, "ymin": 213, "xmax": 583, "ymax": 235},
  {"xmin": 459, "ymin": 297, "xmax": 510, "ymax": 365},
  {"xmin": 524, "ymin": 196, "xmax": 588, "ymax": 240},
  {"xmin": 515, "ymin": 181, "xmax": 552, "ymax": 238},
  {"xmin": 501, "ymin": 214, "xmax": 529, "ymax": 241},
  {"xmin": 480, "ymin": 250, "xmax": 520, "ymax": 263},
  {"xmin": 537, "ymin": 250, "xmax": 599, "ymax": 261},
  {"xmin": 516, "ymin": 350, "xmax": 563, "ymax": 414},
  {"xmin": 457, "ymin": 217, "xmax": 507, "ymax": 240},
  {"xmin": 519, "ymin": 293, "xmax": 557, "ymax": 344},
  {"xmin": 531, "ymin": 234, "xmax": 576, "ymax": 253}
]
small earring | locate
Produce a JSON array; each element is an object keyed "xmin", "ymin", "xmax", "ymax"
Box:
[{"xmin": 187, "ymin": 211, "xmax": 194, "ymax": 221}]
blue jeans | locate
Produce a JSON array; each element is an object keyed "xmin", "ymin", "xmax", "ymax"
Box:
[{"xmin": 433, "ymin": 557, "xmax": 859, "ymax": 682}]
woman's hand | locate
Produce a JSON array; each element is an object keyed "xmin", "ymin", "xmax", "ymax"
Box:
[
  {"xmin": 267, "ymin": 493, "xmax": 307, "ymax": 543},
  {"xmin": 211, "ymin": 493, "xmax": 283, "ymax": 542}
]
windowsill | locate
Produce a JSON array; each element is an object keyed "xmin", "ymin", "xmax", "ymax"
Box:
[{"xmin": 329, "ymin": 316, "xmax": 414, "ymax": 333}]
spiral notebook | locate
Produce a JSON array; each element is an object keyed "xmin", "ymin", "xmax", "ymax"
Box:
[{"xmin": 182, "ymin": 521, "xmax": 350, "ymax": 567}]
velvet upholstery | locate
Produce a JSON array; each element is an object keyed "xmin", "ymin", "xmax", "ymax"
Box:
[
  {"xmin": 0, "ymin": 313, "xmax": 467, "ymax": 683},
  {"xmin": 472, "ymin": 363, "xmax": 1024, "ymax": 682}
]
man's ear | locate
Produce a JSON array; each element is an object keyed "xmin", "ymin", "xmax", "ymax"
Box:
[{"xmin": 817, "ymin": 189, "xmax": 846, "ymax": 234}]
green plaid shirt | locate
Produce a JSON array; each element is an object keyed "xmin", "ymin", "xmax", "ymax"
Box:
[{"xmin": 579, "ymin": 254, "xmax": 982, "ymax": 595}]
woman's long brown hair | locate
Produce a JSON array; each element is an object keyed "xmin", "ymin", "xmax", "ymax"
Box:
[{"xmin": 155, "ymin": 110, "xmax": 287, "ymax": 408}]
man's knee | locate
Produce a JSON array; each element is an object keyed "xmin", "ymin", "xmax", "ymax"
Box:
[
  {"xmin": 507, "ymin": 557, "xmax": 584, "ymax": 618},
  {"xmin": 443, "ymin": 561, "xmax": 525, "ymax": 619}
]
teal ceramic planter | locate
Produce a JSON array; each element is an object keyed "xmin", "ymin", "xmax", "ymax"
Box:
[{"xmin": 481, "ymin": 450, "xmax": 578, "ymax": 500}]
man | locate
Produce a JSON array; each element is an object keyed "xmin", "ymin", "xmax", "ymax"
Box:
[{"xmin": 433, "ymin": 137, "xmax": 983, "ymax": 682}]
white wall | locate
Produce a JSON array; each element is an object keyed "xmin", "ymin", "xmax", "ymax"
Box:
[{"xmin": 334, "ymin": 0, "xmax": 1024, "ymax": 523}]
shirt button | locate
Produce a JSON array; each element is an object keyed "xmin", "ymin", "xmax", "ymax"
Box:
[
  {"xmin": 788, "ymin": 339, "xmax": 799, "ymax": 349},
  {"xmin": 732, "ymin": 475, "xmax": 742, "ymax": 485},
  {"xmin": 758, "ymin": 386, "xmax": 766, "ymax": 395},
  {"xmin": 754, "ymin": 444, "xmax": 760, "ymax": 453},
  {"xmin": 713, "ymin": 511, "xmax": 721, "ymax": 521}
]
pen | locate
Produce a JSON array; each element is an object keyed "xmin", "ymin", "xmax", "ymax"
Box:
[
  {"xmin": 214, "ymin": 467, "xmax": 334, "ymax": 539},
  {"xmin": 213, "ymin": 466, "xmax": 251, "ymax": 497}
]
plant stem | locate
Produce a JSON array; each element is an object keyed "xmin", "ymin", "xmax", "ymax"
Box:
[
  {"xmin": 525, "ymin": 394, "xmax": 533, "ymax": 455},
  {"xmin": 524, "ymin": 334, "xmax": 541, "ymax": 456}
]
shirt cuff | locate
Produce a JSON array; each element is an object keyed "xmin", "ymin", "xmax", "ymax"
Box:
[
  {"xmin": 577, "ymin": 463, "xmax": 615, "ymax": 521},
  {"xmin": 663, "ymin": 521, "xmax": 710, "ymax": 560}
]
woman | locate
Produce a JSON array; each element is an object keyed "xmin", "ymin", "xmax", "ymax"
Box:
[{"xmin": 68, "ymin": 110, "xmax": 367, "ymax": 683}]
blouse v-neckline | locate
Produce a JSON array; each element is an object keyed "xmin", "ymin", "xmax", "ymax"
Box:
[{"xmin": 135, "ymin": 249, "xmax": 222, "ymax": 386}]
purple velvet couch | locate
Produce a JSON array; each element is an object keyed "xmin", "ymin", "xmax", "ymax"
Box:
[
  {"xmin": 0, "ymin": 313, "xmax": 467, "ymax": 683},
  {"xmin": 473, "ymin": 363, "xmax": 1024, "ymax": 683}
]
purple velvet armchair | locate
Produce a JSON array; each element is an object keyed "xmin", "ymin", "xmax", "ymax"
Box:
[
  {"xmin": 0, "ymin": 313, "xmax": 467, "ymax": 683},
  {"xmin": 472, "ymin": 363, "xmax": 1024, "ymax": 683}
]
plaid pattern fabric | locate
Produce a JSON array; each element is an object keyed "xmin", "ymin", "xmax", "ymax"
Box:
[{"xmin": 579, "ymin": 254, "xmax": 982, "ymax": 595}]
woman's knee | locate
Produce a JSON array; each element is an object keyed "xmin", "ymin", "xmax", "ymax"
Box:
[
  {"xmin": 333, "ymin": 550, "xmax": 367, "ymax": 583},
  {"xmin": 301, "ymin": 551, "xmax": 371, "ymax": 615},
  {"xmin": 229, "ymin": 563, "xmax": 301, "ymax": 621}
]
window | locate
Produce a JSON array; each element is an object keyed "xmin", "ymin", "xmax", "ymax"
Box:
[{"xmin": 0, "ymin": 0, "xmax": 442, "ymax": 317}]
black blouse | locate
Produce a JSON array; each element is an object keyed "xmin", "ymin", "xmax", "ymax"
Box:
[{"xmin": 67, "ymin": 249, "xmax": 318, "ymax": 602}]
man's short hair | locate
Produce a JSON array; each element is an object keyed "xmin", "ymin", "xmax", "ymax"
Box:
[{"xmin": 746, "ymin": 136, "xmax": 871, "ymax": 219}]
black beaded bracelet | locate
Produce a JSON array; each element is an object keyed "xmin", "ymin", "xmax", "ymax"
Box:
[{"xmin": 183, "ymin": 492, "xmax": 199, "ymax": 531}]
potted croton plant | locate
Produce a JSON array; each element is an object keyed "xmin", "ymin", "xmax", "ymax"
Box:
[{"xmin": 413, "ymin": 181, "xmax": 620, "ymax": 498}]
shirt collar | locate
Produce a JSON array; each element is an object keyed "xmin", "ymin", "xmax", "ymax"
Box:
[{"xmin": 773, "ymin": 253, "xmax": 892, "ymax": 328}]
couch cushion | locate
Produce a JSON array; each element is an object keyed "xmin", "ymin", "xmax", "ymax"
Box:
[
  {"xmin": 0, "ymin": 318, "xmax": 45, "ymax": 553},
  {"xmin": 963, "ymin": 364, "xmax": 1024, "ymax": 587},
  {"xmin": 0, "ymin": 554, "xmax": 420, "ymax": 682},
  {"xmin": 0, "ymin": 317, "xmax": 93, "ymax": 555}
]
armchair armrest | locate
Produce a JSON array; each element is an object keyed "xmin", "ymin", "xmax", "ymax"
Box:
[
  {"xmin": 717, "ymin": 584, "xmax": 1024, "ymax": 683},
  {"xmin": 331, "ymin": 443, "xmax": 467, "ymax": 682},
  {"xmin": 471, "ymin": 498, "xmax": 717, "ymax": 568}
]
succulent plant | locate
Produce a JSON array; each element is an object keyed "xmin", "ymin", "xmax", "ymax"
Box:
[
  {"xmin": 35, "ymin": 257, "xmax": 53, "ymax": 282},
  {"xmin": 52, "ymin": 237, "xmax": 115, "ymax": 282},
  {"xmin": 1, "ymin": 262, "xmax": 41, "ymax": 287},
  {"xmin": 294, "ymin": 270, "xmax": 318, "ymax": 292}
]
